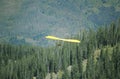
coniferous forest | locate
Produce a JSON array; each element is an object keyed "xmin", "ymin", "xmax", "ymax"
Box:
[{"xmin": 0, "ymin": 20, "xmax": 120, "ymax": 79}]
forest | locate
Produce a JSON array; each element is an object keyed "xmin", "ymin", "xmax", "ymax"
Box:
[{"xmin": 0, "ymin": 20, "xmax": 120, "ymax": 79}]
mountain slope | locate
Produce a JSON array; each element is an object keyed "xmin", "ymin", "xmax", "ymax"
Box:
[{"xmin": 0, "ymin": 0, "xmax": 120, "ymax": 46}]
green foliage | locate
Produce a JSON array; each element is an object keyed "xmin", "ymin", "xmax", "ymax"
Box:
[{"xmin": 0, "ymin": 19, "xmax": 120, "ymax": 79}]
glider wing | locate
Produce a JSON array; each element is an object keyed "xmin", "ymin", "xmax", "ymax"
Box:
[{"xmin": 45, "ymin": 35, "xmax": 80, "ymax": 43}]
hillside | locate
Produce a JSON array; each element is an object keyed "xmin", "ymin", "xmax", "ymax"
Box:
[
  {"xmin": 0, "ymin": 0, "xmax": 120, "ymax": 46},
  {"xmin": 0, "ymin": 20, "xmax": 120, "ymax": 79}
]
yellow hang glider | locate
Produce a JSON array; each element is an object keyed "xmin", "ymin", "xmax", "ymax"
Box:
[{"xmin": 45, "ymin": 36, "xmax": 80, "ymax": 43}]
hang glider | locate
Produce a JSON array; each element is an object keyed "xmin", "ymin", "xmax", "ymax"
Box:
[{"xmin": 45, "ymin": 36, "xmax": 80, "ymax": 43}]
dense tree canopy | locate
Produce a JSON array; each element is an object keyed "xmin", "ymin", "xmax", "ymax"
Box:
[{"xmin": 0, "ymin": 20, "xmax": 120, "ymax": 79}]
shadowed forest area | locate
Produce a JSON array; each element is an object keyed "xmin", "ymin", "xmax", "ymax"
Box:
[{"xmin": 0, "ymin": 20, "xmax": 120, "ymax": 79}]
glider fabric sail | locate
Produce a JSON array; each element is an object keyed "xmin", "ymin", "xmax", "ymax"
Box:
[{"xmin": 45, "ymin": 36, "xmax": 80, "ymax": 43}]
